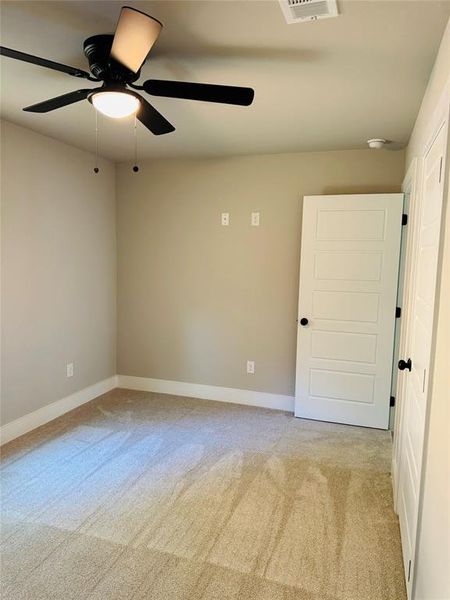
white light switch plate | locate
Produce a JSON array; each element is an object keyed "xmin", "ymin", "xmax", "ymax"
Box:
[
  {"xmin": 247, "ymin": 360, "xmax": 255, "ymax": 374},
  {"xmin": 221, "ymin": 212, "xmax": 230, "ymax": 226},
  {"xmin": 251, "ymin": 212, "xmax": 260, "ymax": 226},
  {"xmin": 66, "ymin": 363, "xmax": 74, "ymax": 378}
]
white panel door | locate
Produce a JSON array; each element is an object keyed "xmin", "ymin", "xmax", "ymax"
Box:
[
  {"xmin": 295, "ymin": 194, "xmax": 403, "ymax": 429},
  {"xmin": 396, "ymin": 121, "xmax": 448, "ymax": 597}
]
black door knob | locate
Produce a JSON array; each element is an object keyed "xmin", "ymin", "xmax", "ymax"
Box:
[
  {"xmin": 398, "ymin": 358, "xmax": 412, "ymax": 372},
  {"xmin": 299, "ymin": 318, "xmax": 309, "ymax": 326}
]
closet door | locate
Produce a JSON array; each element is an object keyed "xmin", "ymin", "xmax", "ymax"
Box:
[
  {"xmin": 396, "ymin": 119, "xmax": 448, "ymax": 597},
  {"xmin": 295, "ymin": 194, "xmax": 403, "ymax": 429}
]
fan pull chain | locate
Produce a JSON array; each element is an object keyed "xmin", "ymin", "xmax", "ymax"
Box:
[
  {"xmin": 93, "ymin": 110, "xmax": 99, "ymax": 174},
  {"xmin": 133, "ymin": 114, "xmax": 139, "ymax": 173}
]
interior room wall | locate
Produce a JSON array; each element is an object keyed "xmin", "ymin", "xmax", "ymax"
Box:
[
  {"xmin": 1, "ymin": 120, "xmax": 117, "ymax": 427},
  {"xmin": 403, "ymin": 19, "xmax": 450, "ymax": 600},
  {"xmin": 117, "ymin": 148, "xmax": 405, "ymax": 399}
]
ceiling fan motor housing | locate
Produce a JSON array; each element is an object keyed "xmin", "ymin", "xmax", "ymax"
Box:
[{"xmin": 83, "ymin": 34, "xmax": 141, "ymax": 83}]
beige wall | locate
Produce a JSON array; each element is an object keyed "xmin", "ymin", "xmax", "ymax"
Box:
[
  {"xmin": 117, "ymin": 149, "xmax": 404, "ymax": 396},
  {"xmin": 405, "ymin": 20, "xmax": 450, "ymax": 600},
  {"xmin": 1, "ymin": 120, "xmax": 117, "ymax": 425},
  {"xmin": 406, "ymin": 18, "xmax": 450, "ymax": 165}
]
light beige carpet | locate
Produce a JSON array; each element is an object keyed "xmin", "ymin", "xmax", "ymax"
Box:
[{"xmin": 0, "ymin": 389, "xmax": 406, "ymax": 600}]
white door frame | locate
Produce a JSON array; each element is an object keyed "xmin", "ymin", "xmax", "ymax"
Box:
[{"xmin": 392, "ymin": 82, "xmax": 449, "ymax": 598}]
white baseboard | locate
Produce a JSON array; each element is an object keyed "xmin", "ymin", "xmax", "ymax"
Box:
[
  {"xmin": 117, "ymin": 375, "xmax": 295, "ymax": 412},
  {"xmin": 1, "ymin": 375, "xmax": 294, "ymax": 446},
  {"xmin": 0, "ymin": 375, "xmax": 118, "ymax": 446}
]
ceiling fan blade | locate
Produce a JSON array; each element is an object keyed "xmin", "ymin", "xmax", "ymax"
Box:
[
  {"xmin": 136, "ymin": 94, "xmax": 175, "ymax": 136},
  {"xmin": 23, "ymin": 88, "xmax": 96, "ymax": 113},
  {"xmin": 111, "ymin": 7, "xmax": 162, "ymax": 73},
  {"xmin": 0, "ymin": 46, "xmax": 92, "ymax": 79},
  {"xmin": 143, "ymin": 80, "xmax": 255, "ymax": 106}
]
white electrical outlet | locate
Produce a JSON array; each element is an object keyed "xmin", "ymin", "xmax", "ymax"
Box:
[
  {"xmin": 66, "ymin": 362, "xmax": 74, "ymax": 378},
  {"xmin": 247, "ymin": 360, "xmax": 255, "ymax": 374},
  {"xmin": 251, "ymin": 212, "xmax": 260, "ymax": 226},
  {"xmin": 221, "ymin": 212, "xmax": 230, "ymax": 226}
]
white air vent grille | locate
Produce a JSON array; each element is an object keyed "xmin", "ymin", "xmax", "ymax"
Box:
[{"xmin": 280, "ymin": 0, "xmax": 338, "ymax": 24}]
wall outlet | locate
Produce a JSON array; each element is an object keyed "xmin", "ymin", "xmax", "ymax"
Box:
[
  {"xmin": 247, "ymin": 360, "xmax": 255, "ymax": 374},
  {"xmin": 66, "ymin": 362, "xmax": 74, "ymax": 378},
  {"xmin": 251, "ymin": 212, "xmax": 260, "ymax": 226},
  {"xmin": 221, "ymin": 212, "xmax": 230, "ymax": 226}
]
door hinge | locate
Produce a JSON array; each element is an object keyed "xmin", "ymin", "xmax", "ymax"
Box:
[
  {"xmin": 396, "ymin": 306, "xmax": 402, "ymax": 318},
  {"xmin": 390, "ymin": 396, "xmax": 396, "ymax": 407},
  {"xmin": 402, "ymin": 214, "xmax": 408, "ymax": 226},
  {"xmin": 407, "ymin": 559, "xmax": 412, "ymax": 582}
]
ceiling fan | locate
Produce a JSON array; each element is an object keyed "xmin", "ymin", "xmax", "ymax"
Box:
[{"xmin": 0, "ymin": 6, "xmax": 255, "ymax": 136}]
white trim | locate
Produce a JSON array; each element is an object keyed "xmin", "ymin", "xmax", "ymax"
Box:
[
  {"xmin": 117, "ymin": 375, "xmax": 295, "ymax": 412},
  {"xmin": 0, "ymin": 375, "xmax": 294, "ymax": 446},
  {"xmin": 422, "ymin": 77, "xmax": 449, "ymax": 157},
  {"xmin": 0, "ymin": 376, "xmax": 118, "ymax": 446},
  {"xmin": 407, "ymin": 75, "xmax": 449, "ymax": 161}
]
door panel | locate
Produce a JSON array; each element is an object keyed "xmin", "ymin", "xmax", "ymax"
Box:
[
  {"xmin": 314, "ymin": 252, "xmax": 383, "ymax": 281},
  {"xmin": 312, "ymin": 290, "xmax": 380, "ymax": 322},
  {"xmin": 316, "ymin": 209, "xmax": 386, "ymax": 240},
  {"xmin": 311, "ymin": 331, "xmax": 377, "ymax": 363},
  {"xmin": 310, "ymin": 369, "xmax": 375, "ymax": 403},
  {"xmin": 295, "ymin": 194, "xmax": 403, "ymax": 429}
]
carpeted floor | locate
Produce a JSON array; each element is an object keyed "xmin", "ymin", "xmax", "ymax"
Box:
[{"xmin": 0, "ymin": 389, "xmax": 406, "ymax": 600}]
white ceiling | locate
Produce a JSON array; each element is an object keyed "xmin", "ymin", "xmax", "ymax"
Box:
[{"xmin": 1, "ymin": 0, "xmax": 449, "ymax": 161}]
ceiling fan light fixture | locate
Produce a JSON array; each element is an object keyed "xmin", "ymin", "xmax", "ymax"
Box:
[
  {"xmin": 91, "ymin": 91, "xmax": 140, "ymax": 118},
  {"xmin": 1, "ymin": 3, "xmax": 254, "ymax": 137}
]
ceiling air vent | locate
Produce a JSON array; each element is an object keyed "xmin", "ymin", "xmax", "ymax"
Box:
[{"xmin": 279, "ymin": 0, "xmax": 339, "ymax": 24}]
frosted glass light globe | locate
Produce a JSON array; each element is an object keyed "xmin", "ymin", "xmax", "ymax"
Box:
[{"xmin": 92, "ymin": 91, "xmax": 140, "ymax": 118}]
